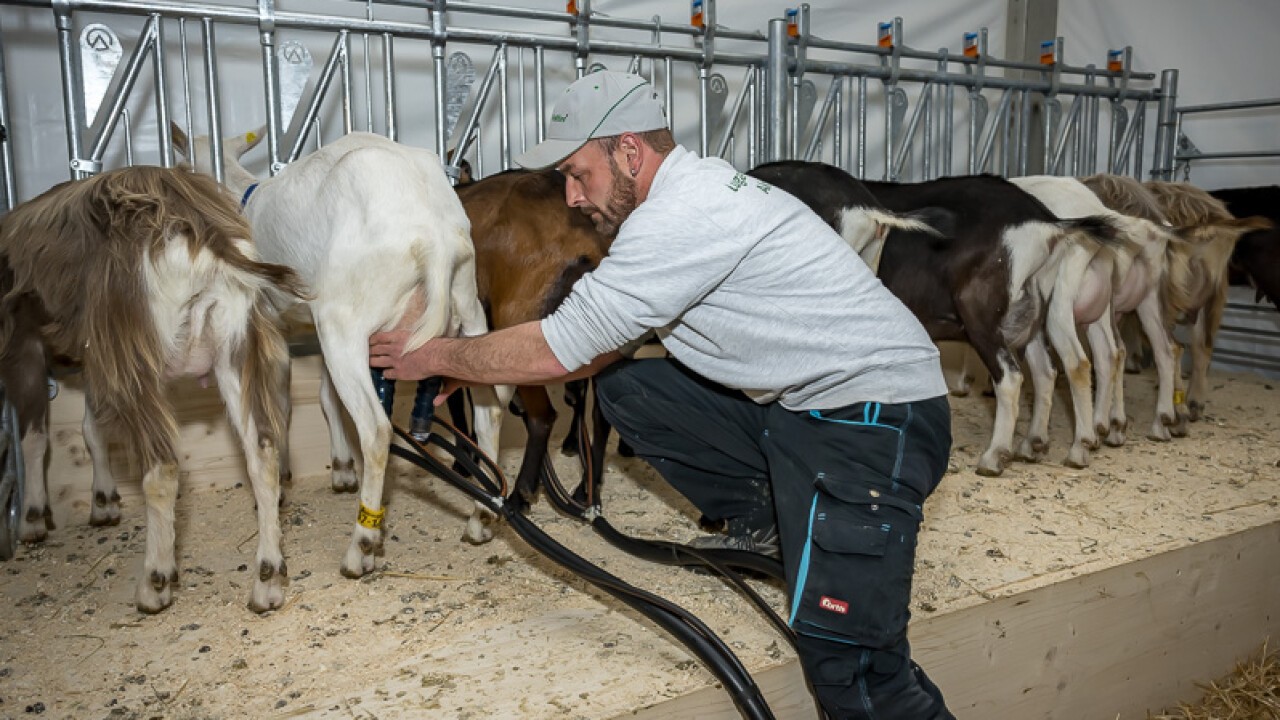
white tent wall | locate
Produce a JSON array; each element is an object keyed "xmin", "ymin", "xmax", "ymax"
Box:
[{"xmin": 1060, "ymin": 0, "xmax": 1280, "ymax": 191}]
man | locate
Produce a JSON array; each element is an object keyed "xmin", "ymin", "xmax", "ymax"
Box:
[{"xmin": 370, "ymin": 71, "xmax": 954, "ymax": 719}]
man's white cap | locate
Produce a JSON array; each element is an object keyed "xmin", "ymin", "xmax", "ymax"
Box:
[{"xmin": 514, "ymin": 70, "xmax": 667, "ymax": 170}]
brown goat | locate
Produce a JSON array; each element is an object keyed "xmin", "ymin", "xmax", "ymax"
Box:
[
  {"xmin": 1086, "ymin": 174, "xmax": 1271, "ymax": 423},
  {"xmin": 1142, "ymin": 181, "xmax": 1272, "ymax": 421},
  {"xmin": 0, "ymin": 166, "xmax": 305, "ymax": 613},
  {"xmin": 454, "ymin": 169, "xmax": 613, "ymax": 508}
]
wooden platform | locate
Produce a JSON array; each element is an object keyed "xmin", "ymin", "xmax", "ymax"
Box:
[{"xmin": 9, "ymin": 351, "xmax": 1280, "ymax": 719}]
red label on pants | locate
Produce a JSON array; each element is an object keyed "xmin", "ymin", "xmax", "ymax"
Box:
[{"xmin": 819, "ymin": 595, "xmax": 849, "ymax": 614}]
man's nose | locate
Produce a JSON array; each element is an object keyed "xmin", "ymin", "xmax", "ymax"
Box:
[{"xmin": 565, "ymin": 177, "xmax": 586, "ymax": 207}]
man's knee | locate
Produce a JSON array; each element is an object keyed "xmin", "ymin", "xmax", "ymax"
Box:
[{"xmin": 593, "ymin": 359, "xmax": 647, "ymax": 407}]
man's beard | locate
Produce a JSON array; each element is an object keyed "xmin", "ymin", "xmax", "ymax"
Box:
[{"xmin": 586, "ymin": 157, "xmax": 638, "ymax": 236}]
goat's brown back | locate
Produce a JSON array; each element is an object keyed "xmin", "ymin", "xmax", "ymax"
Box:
[
  {"xmin": 1082, "ymin": 174, "xmax": 1171, "ymax": 224},
  {"xmin": 456, "ymin": 169, "xmax": 612, "ymax": 329}
]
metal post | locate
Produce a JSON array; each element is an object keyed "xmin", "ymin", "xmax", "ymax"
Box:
[
  {"xmin": 340, "ymin": 29, "xmax": 353, "ymax": 135},
  {"xmin": 856, "ymin": 75, "xmax": 867, "ymax": 178},
  {"xmin": 151, "ymin": 14, "xmax": 174, "ymax": 168},
  {"xmin": 697, "ymin": 0, "xmax": 716, "ymax": 158},
  {"xmin": 746, "ymin": 65, "xmax": 757, "ymax": 169},
  {"xmin": 431, "ymin": 0, "xmax": 446, "ymax": 159},
  {"xmin": 0, "ymin": 21, "xmax": 17, "ymax": 208},
  {"xmin": 765, "ymin": 18, "xmax": 787, "ymax": 163},
  {"xmin": 178, "ymin": 18, "xmax": 194, "ymax": 170},
  {"xmin": 1151, "ymin": 68, "xmax": 1178, "ymax": 180},
  {"xmin": 201, "ymin": 18, "xmax": 224, "ymax": 183},
  {"xmin": 534, "ymin": 46, "xmax": 546, "ymax": 142},
  {"xmin": 362, "ymin": 1, "xmax": 373, "ymax": 131},
  {"xmin": 497, "ymin": 44, "xmax": 509, "ymax": 170},
  {"xmin": 258, "ymin": 0, "xmax": 283, "ymax": 175},
  {"xmin": 53, "ymin": 0, "xmax": 89, "ymax": 178},
  {"xmin": 382, "ymin": 32, "xmax": 396, "ymax": 141}
]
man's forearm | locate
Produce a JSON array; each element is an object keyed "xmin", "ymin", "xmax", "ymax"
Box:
[{"xmin": 434, "ymin": 321, "xmax": 569, "ymax": 385}]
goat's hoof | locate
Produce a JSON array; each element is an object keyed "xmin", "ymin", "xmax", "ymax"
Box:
[
  {"xmin": 330, "ymin": 460, "xmax": 358, "ymax": 493},
  {"xmin": 1104, "ymin": 430, "xmax": 1126, "ymax": 448},
  {"xmin": 1188, "ymin": 401, "xmax": 1204, "ymax": 422},
  {"xmin": 559, "ymin": 437, "xmax": 581, "ymax": 458},
  {"xmin": 19, "ymin": 505, "xmax": 53, "ymax": 543},
  {"xmin": 1171, "ymin": 413, "xmax": 1190, "ymax": 438},
  {"xmin": 1064, "ymin": 448, "xmax": 1090, "ymax": 469},
  {"xmin": 89, "ymin": 490, "xmax": 122, "ymax": 527},
  {"xmin": 340, "ymin": 551, "xmax": 374, "ymax": 579},
  {"xmin": 248, "ymin": 560, "xmax": 287, "ymax": 613},
  {"xmin": 1015, "ymin": 440, "xmax": 1042, "ymax": 463},
  {"xmin": 1082, "ymin": 435, "xmax": 1101, "ymax": 451},
  {"xmin": 340, "ymin": 532, "xmax": 380, "ymax": 578},
  {"xmin": 975, "ymin": 451, "xmax": 1008, "ymax": 477},
  {"xmin": 135, "ymin": 568, "xmax": 176, "ymax": 614},
  {"xmin": 463, "ymin": 524, "xmax": 493, "ymax": 546},
  {"xmin": 1147, "ymin": 423, "xmax": 1172, "ymax": 442}
]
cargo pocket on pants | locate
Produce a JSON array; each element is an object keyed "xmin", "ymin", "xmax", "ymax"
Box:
[{"xmin": 789, "ymin": 474, "xmax": 920, "ymax": 649}]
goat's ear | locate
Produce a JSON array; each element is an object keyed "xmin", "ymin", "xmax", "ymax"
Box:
[
  {"xmin": 171, "ymin": 122, "xmax": 190, "ymax": 158},
  {"xmin": 227, "ymin": 125, "xmax": 268, "ymax": 159}
]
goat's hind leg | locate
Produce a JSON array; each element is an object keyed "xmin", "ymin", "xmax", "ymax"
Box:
[
  {"xmin": 82, "ymin": 404, "xmax": 121, "ymax": 526},
  {"xmin": 135, "ymin": 460, "xmax": 181, "ymax": 613},
  {"xmin": 4, "ymin": 335, "xmax": 53, "ymax": 543},
  {"xmin": 451, "ymin": 268, "xmax": 511, "ymax": 544},
  {"xmin": 214, "ymin": 353, "xmax": 287, "ymax": 613},
  {"xmin": 316, "ymin": 321, "xmax": 394, "ymax": 578},
  {"xmin": 320, "ymin": 362, "xmax": 360, "ymax": 492}
]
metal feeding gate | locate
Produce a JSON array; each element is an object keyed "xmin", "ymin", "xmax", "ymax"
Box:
[{"xmin": 0, "ymin": 0, "xmax": 1184, "ymax": 196}]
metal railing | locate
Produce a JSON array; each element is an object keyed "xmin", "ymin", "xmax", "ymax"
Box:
[
  {"xmin": 1164, "ymin": 95, "xmax": 1280, "ymax": 181},
  {"xmin": 0, "ymin": 0, "xmax": 1177, "ymax": 205}
]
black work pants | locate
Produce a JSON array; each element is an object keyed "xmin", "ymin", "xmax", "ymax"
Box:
[{"xmin": 595, "ymin": 358, "xmax": 955, "ymax": 720}]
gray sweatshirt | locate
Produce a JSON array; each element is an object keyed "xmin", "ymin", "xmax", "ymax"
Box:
[{"xmin": 541, "ymin": 146, "xmax": 948, "ymax": 410}]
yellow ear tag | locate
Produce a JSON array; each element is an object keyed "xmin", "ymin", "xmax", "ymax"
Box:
[
  {"xmin": 245, "ymin": 131, "xmax": 258, "ymax": 144},
  {"xmin": 357, "ymin": 503, "xmax": 385, "ymax": 530}
]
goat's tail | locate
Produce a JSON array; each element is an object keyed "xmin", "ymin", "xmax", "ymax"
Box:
[
  {"xmin": 235, "ymin": 294, "xmax": 293, "ymax": 452},
  {"xmin": 401, "ymin": 239, "xmax": 461, "ymax": 354}
]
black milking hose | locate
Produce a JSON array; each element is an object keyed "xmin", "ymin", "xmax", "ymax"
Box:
[{"xmin": 388, "ymin": 428, "xmax": 776, "ymax": 720}]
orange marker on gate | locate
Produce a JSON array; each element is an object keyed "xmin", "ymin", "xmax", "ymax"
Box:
[
  {"xmin": 786, "ymin": 8, "xmax": 799, "ymax": 38},
  {"xmin": 1040, "ymin": 39, "xmax": 1056, "ymax": 65},
  {"xmin": 566, "ymin": 0, "xmax": 576, "ymax": 15},
  {"xmin": 1108, "ymin": 49, "xmax": 1124, "ymax": 72},
  {"xmin": 878, "ymin": 21, "xmax": 893, "ymax": 48},
  {"xmin": 691, "ymin": 0, "xmax": 704, "ymax": 29},
  {"xmin": 963, "ymin": 31, "xmax": 979, "ymax": 58}
]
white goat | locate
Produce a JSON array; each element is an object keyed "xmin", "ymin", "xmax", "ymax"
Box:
[
  {"xmin": 1012, "ymin": 176, "xmax": 1178, "ymax": 463},
  {"xmin": 175, "ymin": 127, "xmax": 509, "ymax": 577}
]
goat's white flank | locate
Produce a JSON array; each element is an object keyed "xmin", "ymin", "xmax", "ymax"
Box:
[{"xmin": 184, "ymin": 130, "xmax": 509, "ymax": 576}]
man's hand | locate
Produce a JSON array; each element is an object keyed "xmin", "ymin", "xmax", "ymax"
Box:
[{"xmin": 369, "ymin": 330, "xmax": 436, "ymax": 381}]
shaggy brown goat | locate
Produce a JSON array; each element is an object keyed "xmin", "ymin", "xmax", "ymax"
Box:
[{"xmin": 0, "ymin": 166, "xmax": 304, "ymax": 613}]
